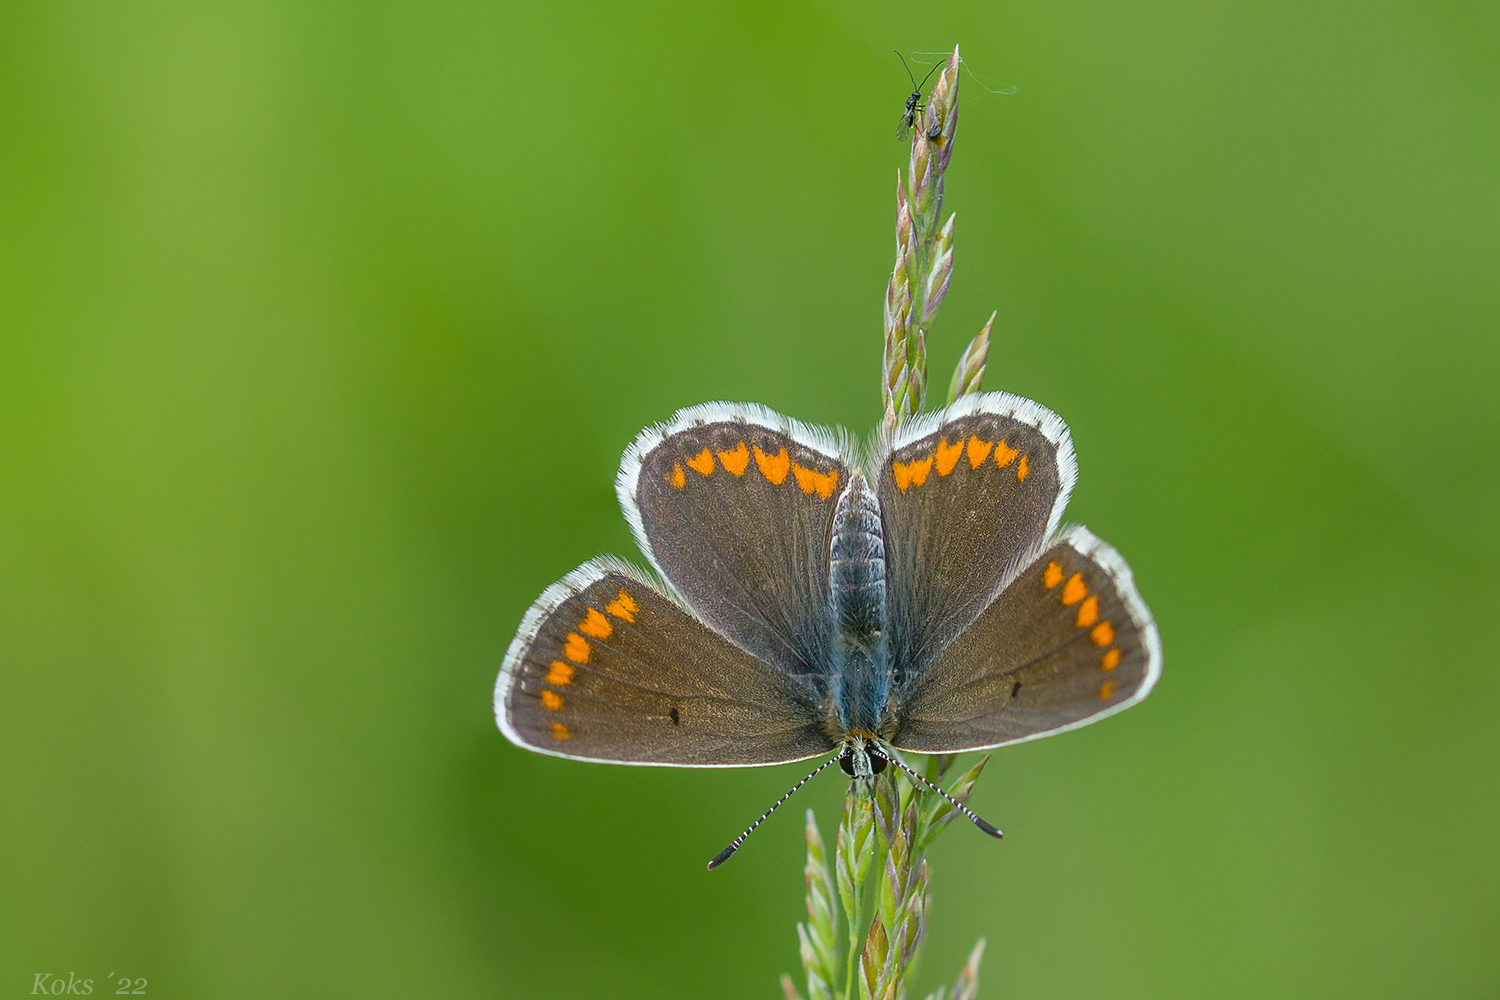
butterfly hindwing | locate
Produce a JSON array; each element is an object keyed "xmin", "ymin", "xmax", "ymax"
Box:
[
  {"xmin": 876, "ymin": 392, "xmax": 1077, "ymax": 675},
  {"xmin": 891, "ymin": 526, "xmax": 1161, "ymax": 753},
  {"xmin": 619, "ymin": 403, "xmax": 854, "ymax": 679},
  {"xmin": 496, "ymin": 558, "xmax": 836, "ymax": 766}
]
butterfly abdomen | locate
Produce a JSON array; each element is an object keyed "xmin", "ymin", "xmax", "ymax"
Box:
[
  {"xmin": 829, "ymin": 473, "xmax": 886, "ymax": 651},
  {"xmin": 828, "ymin": 473, "xmax": 893, "ymax": 736}
]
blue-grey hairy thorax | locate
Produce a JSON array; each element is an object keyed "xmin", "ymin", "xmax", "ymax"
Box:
[{"xmin": 827, "ymin": 472, "xmax": 892, "ymax": 737}]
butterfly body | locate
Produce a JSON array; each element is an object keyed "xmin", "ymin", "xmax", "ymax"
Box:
[{"xmin": 826, "ymin": 472, "xmax": 894, "ymax": 740}]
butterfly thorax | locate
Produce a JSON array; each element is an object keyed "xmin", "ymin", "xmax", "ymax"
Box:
[{"xmin": 827, "ymin": 473, "xmax": 894, "ymax": 737}]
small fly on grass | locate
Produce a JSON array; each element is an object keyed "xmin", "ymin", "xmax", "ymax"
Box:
[{"xmin": 895, "ymin": 50, "xmax": 943, "ymax": 142}]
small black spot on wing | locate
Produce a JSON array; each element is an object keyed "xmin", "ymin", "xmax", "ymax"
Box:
[{"xmin": 669, "ymin": 707, "xmax": 680, "ymax": 726}]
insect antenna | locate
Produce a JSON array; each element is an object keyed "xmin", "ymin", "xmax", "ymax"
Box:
[
  {"xmin": 707, "ymin": 753, "xmax": 842, "ymax": 870},
  {"xmin": 895, "ymin": 48, "xmax": 920, "ymax": 92},
  {"xmin": 885, "ymin": 754, "xmax": 1004, "ymax": 839},
  {"xmin": 896, "ymin": 50, "xmax": 946, "ymax": 92}
]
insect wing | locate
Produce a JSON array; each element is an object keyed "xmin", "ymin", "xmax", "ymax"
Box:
[
  {"xmin": 897, "ymin": 111, "xmax": 914, "ymax": 142},
  {"xmin": 892, "ymin": 526, "xmax": 1161, "ymax": 753},
  {"xmin": 875, "ymin": 392, "xmax": 1077, "ymax": 675},
  {"xmin": 619, "ymin": 402, "xmax": 854, "ymax": 679},
  {"xmin": 496, "ymin": 558, "xmax": 835, "ymax": 766}
]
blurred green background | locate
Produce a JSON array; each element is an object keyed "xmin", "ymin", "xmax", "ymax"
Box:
[{"xmin": 3, "ymin": 0, "xmax": 1497, "ymax": 996}]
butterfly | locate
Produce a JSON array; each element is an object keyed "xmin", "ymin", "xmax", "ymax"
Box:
[{"xmin": 494, "ymin": 393, "xmax": 1161, "ymax": 866}]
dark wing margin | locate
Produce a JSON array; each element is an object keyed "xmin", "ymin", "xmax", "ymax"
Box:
[
  {"xmin": 618, "ymin": 402, "xmax": 857, "ymax": 680},
  {"xmin": 891, "ymin": 526, "xmax": 1161, "ymax": 753},
  {"xmin": 875, "ymin": 392, "xmax": 1078, "ymax": 676},
  {"xmin": 496, "ymin": 557, "xmax": 836, "ymax": 767}
]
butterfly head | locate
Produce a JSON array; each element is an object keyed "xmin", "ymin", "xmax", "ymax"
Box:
[{"xmin": 837, "ymin": 733, "xmax": 889, "ymax": 780}]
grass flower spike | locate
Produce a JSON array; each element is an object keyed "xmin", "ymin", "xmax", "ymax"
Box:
[
  {"xmin": 782, "ymin": 755, "xmax": 990, "ymax": 1000},
  {"xmin": 788, "ymin": 38, "xmax": 1019, "ymax": 999},
  {"xmin": 945, "ymin": 312, "xmax": 992, "ymax": 404},
  {"xmin": 883, "ymin": 45, "xmax": 995, "ymax": 431},
  {"xmin": 884, "ymin": 45, "xmax": 962, "ymax": 432},
  {"xmin": 799, "ymin": 810, "xmax": 839, "ymax": 1000}
]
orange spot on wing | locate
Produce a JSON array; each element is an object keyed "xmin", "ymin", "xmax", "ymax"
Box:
[
  {"xmin": 1043, "ymin": 561, "xmax": 1064, "ymax": 589},
  {"xmin": 934, "ymin": 436, "xmax": 963, "ymax": 476},
  {"xmin": 1092, "ymin": 621, "xmax": 1115, "ymax": 647},
  {"xmin": 579, "ymin": 607, "xmax": 612, "ymax": 639},
  {"xmin": 545, "ymin": 661, "xmax": 575, "ymax": 686},
  {"xmin": 754, "ymin": 445, "xmax": 790, "ymax": 485},
  {"xmin": 540, "ymin": 690, "xmax": 564, "ymax": 711},
  {"xmin": 563, "ymin": 633, "xmax": 591, "ymax": 664},
  {"xmin": 967, "ymin": 436, "xmax": 994, "ymax": 469},
  {"xmin": 993, "ymin": 439, "xmax": 1018, "ymax": 468},
  {"xmin": 717, "ymin": 441, "xmax": 750, "ymax": 476},
  {"xmin": 550, "ymin": 722, "xmax": 572, "ymax": 740},
  {"xmin": 792, "ymin": 462, "xmax": 838, "ymax": 499},
  {"xmin": 605, "ymin": 589, "xmax": 638, "ymax": 623},
  {"xmin": 904, "ymin": 454, "xmax": 934, "ymax": 487},
  {"xmin": 1061, "ymin": 573, "xmax": 1087, "ymax": 606},
  {"xmin": 892, "ymin": 459, "xmax": 912, "ymax": 492},
  {"xmin": 686, "ymin": 448, "xmax": 714, "ymax": 476},
  {"xmin": 1075, "ymin": 595, "xmax": 1099, "ymax": 629},
  {"xmin": 1098, "ymin": 681, "xmax": 1115, "ymax": 701},
  {"xmin": 1017, "ymin": 454, "xmax": 1030, "ymax": 482},
  {"xmin": 668, "ymin": 463, "xmax": 686, "ymax": 489},
  {"xmin": 1102, "ymin": 648, "xmax": 1121, "ymax": 671}
]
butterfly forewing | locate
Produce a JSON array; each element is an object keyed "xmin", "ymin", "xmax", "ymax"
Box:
[
  {"xmin": 876, "ymin": 393, "xmax": 1077, "ymax": 676},
  {"xmin": 892, "ymin": 526, "xmax": 1161, "ymax": 753},
  {"xmin": 619, "ymin": 403, "xmax": 853, "ymax": 680},
  {"xmin": 496, "ymin": 559, "xmax": 836, "ymax": 766}
]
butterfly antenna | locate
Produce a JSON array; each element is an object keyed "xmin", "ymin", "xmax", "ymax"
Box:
[
  {"xmin": 707, "ymin": 753, "xmax": 842, "ymax": 870},
  {"xmin": 885, "ymin": 755, "xmax": 1004, "ymax": 839}
]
